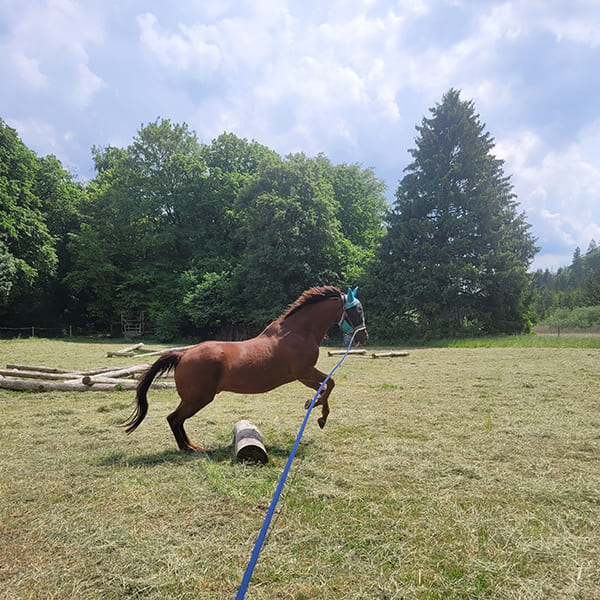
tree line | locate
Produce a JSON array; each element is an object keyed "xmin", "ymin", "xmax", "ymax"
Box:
[
  {"xmin": 2, "ymin": 89, "xmax": 597, "ymax": 341},
  {"xmin": 531, "ymin": 242, "xmax": 600, "ymax": 329}
]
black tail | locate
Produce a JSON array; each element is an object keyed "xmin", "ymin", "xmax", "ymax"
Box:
[{"xmin": 122, "ymin": 352, "xmax": 182, "ymax": 434}]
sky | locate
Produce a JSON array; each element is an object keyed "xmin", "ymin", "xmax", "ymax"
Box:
[{"xmin": 2, "ymin": 0, "xmax": 600, "ymax": 272}]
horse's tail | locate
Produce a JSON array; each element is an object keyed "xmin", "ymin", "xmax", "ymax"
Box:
[{"xmin": 123, "ymin": 352, "xmax": 182, "ymax": 434}]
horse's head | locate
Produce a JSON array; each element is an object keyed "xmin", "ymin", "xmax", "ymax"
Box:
[{"xmin": 340, "ymin": 287, "xmax": 368, "ymax": 345}]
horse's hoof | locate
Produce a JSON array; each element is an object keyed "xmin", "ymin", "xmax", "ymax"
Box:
[
  {"xmin": 182, "ymin": 444, "xmax": 204, "ymax": 452},
  {"xmin": 304, "ymin": 399, "xmax": 311, "ymax": 410},
  {"xmin": 318, "ymin": 417, "xmax": 326, "ymax": 429}
]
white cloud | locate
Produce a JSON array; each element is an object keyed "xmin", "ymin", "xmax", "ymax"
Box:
[
  {"xmin": 3, "ymin": 0, "xmax": 600, "ymax": 271},
  {"xmin": 543, "ymin": 16, "xmax": 600, "ymax": 47},
  {"xmin": 497, "ymin": 122, "xmax": 600, "ymax": 266},
  {"xmin": 72, "ymin": 63, "xmax": 105, "ymax": 108},
  {"xmin": 10, "ymin": 51, "xmax": 47, "ymax": 89},
  {"xmin": 137, "ymin": 13, "xmax": 221, "ymax": 74},
  {"xmin": 0, "ymin": 0, "xmax": 104, "ymax": 107}
]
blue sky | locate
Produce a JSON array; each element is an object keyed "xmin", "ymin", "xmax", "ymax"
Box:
[{"xmin": 2, "ymin": 0, "xmax": 600, "ymax": 271}]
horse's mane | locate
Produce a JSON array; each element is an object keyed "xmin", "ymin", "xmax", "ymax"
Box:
[{"xmin": 281, "ymin": 286, "xmax": 342, "ymax": 320}]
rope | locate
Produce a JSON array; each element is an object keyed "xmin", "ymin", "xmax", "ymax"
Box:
[{"xmin": 235, "ymin": 330, "xmax": 358, "ymax": 599}]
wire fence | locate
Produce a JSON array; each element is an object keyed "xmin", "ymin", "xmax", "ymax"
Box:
[
  {"xmin": 0, "ymin": 325, "xmax": 75, "ymax": 339},
  {"xmin": 532, "ymin": 325, "xmax": 600, "ymax": 336}
]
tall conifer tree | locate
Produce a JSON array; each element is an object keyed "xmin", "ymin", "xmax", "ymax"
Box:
[{"xmin": 368, "ymin": 89, "xmax": 538, "ymax": 338}]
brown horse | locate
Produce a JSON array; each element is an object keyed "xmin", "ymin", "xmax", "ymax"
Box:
[{"xmin": 123, "ymin": 286, "xmax": 368, "ymax": 451}]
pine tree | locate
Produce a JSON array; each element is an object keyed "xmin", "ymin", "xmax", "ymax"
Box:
[{"xmin": 368, "ymin": 89, "xmax": 538, "ymax": 339}]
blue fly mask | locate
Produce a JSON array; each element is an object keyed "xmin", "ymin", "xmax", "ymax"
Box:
[{"xmin": 339, "ymin": 287, "xmax": 367, "ymax": 337}]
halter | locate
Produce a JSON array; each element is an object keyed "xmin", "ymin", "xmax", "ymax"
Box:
[{"xmin": 339, "ymin": 288, "xmax": 366, "ymax": 335}]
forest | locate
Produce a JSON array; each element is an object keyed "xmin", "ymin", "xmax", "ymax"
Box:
[{"xmin": 2, "ymin": 90, "xmax": 599, "ymax": 341}]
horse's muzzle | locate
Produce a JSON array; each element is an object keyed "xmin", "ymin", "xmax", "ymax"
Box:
[{"xmin": 354, "ymin": 327, "xmax": 368, "ymax": 345}]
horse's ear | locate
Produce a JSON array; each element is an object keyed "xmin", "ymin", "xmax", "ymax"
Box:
[
  {"xmin": 347, "ymin": 287, "xmax": 355, "ymax": 304},
  {"xmin": 352, "ymin": 286, "xmax": 359, "ymax": 298}
]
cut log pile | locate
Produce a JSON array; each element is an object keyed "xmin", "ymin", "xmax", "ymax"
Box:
[
  {"xmin": 0, "ymin": 343, "xmax": 195, "ymax": 392},
  {"xmin": 0, "ymin": 362, "xmax": 175, "ymax": 392}
]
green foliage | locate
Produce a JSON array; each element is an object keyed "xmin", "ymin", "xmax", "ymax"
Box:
[
  {"xmin": 231, "ymin": 152, "xmax": 343, "ymax": 325},
  {"xmin": 543, "ymin": 305, "xmax": 600, "ymax": 329},
  {"xmin": 0, "ymin": 118, "xmax": 82, "ymax": 323},
  {"xmin": 0, "ymin": 239, "xmax": 17, "ymax": 303},
  {"xmin": 366, "ymin": 89, "xmax": 538, "ymax": 340},
  {"xmin": 4, "ymin": 104, "xmax": 542, "ymax": 342},
  {"xmin": 62, "ymin": 121, "xmax": 387, "ymax": 337},
  {"xmin": 532, "ymin": 243, "xmax": 600, "ymax": 323}
]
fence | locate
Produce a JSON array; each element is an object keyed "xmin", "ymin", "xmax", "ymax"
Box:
[
  {"xmin": 0, "ymin": 326, "xmax": 74, "ymax": 339},
  {"xmin": 532, "ymin": 325, "xmax": 600, "ymax": 336}
]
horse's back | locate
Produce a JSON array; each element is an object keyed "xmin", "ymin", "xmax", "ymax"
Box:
[{"xmin": 175, "ymin": 333, "xmax": 317, "ymax": 395}]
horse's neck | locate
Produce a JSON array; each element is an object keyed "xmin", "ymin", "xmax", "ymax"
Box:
[{"xmin": 276, "ymin": 298, "xmax": 342, "ymax": 343}]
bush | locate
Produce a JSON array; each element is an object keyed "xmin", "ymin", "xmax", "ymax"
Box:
[{"xmin": 542, "ymin": 305, "xmax": 600, "ymax": 329}]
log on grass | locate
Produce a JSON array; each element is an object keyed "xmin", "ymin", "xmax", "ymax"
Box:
[
  {"xmin": 82, "ymin": 364, "xmax": 150, "ymax": 382},
  {"xmin": 371, "ymin": 351, "xmax": 410, "ymax": 358},
  {"xmin": 0, "ymin": 378, "xmax": 91, "ymax": 392},
  {"xmin": 5, "ymin": 364, "xmax": 82, "ymax": 375},
  {"xmin": 78, "ymin": 366, "xmax": 124, "ymax": 376},
  {"xmin": 234, "ymin": 420, "xmax": 268, "ymax": 464},
  {"xmin": 327, "ymin": 349, "xmax": 367, "ymax": 356},
  {"xmin": 0, "ymin": 377, "xmax": 174, "ymax": 392},
  {"xmin": 106, "ymin": 343, "xmax": 145, "ymax": 357},
  {"xmin": 137, "ymin": 344, "xmax": 195, "ymax": 358},
  {"xmin": 80, "ymin": 375, "xmax": 176, "ymax": 389},
  {"xmin": 0, "ymin": 369, "xmax": 81, "ymax": 381},
  {"xmin": 90, "ymin": 380, "xmax": 175, "ymax": 391}
]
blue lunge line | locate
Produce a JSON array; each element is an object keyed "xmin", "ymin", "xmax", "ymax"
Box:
[{"xmin": 235, "ymin": 331, "xmax": 358, "ymax": 599}]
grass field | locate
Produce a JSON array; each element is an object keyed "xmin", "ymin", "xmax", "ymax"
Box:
[{"xmin": 1, "ymin": 338, "xmax": 599, "ymax": 599}]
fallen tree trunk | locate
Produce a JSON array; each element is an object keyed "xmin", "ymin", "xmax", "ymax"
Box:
[
  {"xmin": 371, "ymin": 351, "xmax": 410, "ymax": 358},
  {"xmin": 106, "ymin": 343, "xmax": 145, "ymax": 357},
  {"xmin": 0, "ymin": 379, "xmax": 91, "ymax": 392},
  {"xmin": 234, "ymin": 420, "xmax": 268, "ymax": 464},
  {"xmin": 85, "ymin": 365, "xmax": 150, "ymax": 380},
  {"xmin": 0, "ymin": 377, "xmax": 174, "ymax": 392},
  {"xmin": 5, "ymin": 364, "xmax": 81, "ymax": 374},
  {"xmin": 80, "ymin": 375, "xmax": 175, "ymax": 387},
  {"xmin": 0, "ymin": 369, "xmax": 81, "ymax": 381},
  {"xmin": 5, "ymin": 364, "xmax": 120, "ymax": 377},
  {"xmin": 134, "ymin": 344, "xmax": 195, "ymax": 358}
]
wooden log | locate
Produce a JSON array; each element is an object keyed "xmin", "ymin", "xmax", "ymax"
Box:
[
  {"xmin": 82, "ymin": 364, "xmax": 150, "ymax": 381},
  {"xmin": 234, "ymin": 420, "xmax": 268, "ymax": 464},
  {"xmin": 137, "ymin": 344, "xmax": 195, "ymax": 357},
  {"xmin": 5, "ymin": 364, "xmax": 81, "ymax": 375},
  {"xmin": 327, "ymin": 349, "xmax": 367, "ymax": 356},
  {"xmin": 91, "ymin": 380, "xmax": 175, "ymax": 391},
  {"xmin": 80, "ymin": 375, "xmax": 176, "ymax": 389},
  {"xmin": 0, "ymin": 369, "xmax": 81, "ymax": 381},
  {"xmin": 0, "ymin": 377, "xmax": 173, "ymax": 392},
  {"xmin": 106, "ymin": 343, "xmax": 145, "ymax": 357},
  {"xmin": 4, "ymin": 364, "xmax": 124, "ymax": 377},
  {"xmin": 371, "ymin": 351, "xmax": 410, "ymax": 358},
  {"xmin": 78, "ymin": 366, "xmax": 124, "ymax": 376},
  {"xmin": 0, "ymin": 378, "xmax": 91, "ymax": 392}
]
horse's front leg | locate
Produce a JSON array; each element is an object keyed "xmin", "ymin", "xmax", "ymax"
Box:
[{"xmin": 299, "ymin": 367, "xmax": 335, "ymax": 429}]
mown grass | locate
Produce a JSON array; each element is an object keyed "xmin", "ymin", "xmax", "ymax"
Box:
[{"xmin": 1, "ymin": 338, "xmax": 599, "ymax": 598}]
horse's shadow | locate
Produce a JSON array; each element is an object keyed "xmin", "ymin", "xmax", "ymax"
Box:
[{"xmin": 97, "ymin": 440, "xmax": 311, "ymax": 468}]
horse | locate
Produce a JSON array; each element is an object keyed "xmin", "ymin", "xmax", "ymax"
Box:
[{"xmin": 123, "ymin": 286, "xmax": 368, "ymax": 451}]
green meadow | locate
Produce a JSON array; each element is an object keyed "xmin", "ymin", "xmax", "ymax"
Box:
[{"xmin": 1, "ymin": 338, "xmax": 599, "ymax": 599}]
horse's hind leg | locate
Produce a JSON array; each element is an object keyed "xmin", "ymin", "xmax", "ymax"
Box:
[{"xmin": 167, "ymin": 392, "xmax": 215, "ymax": 451}]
